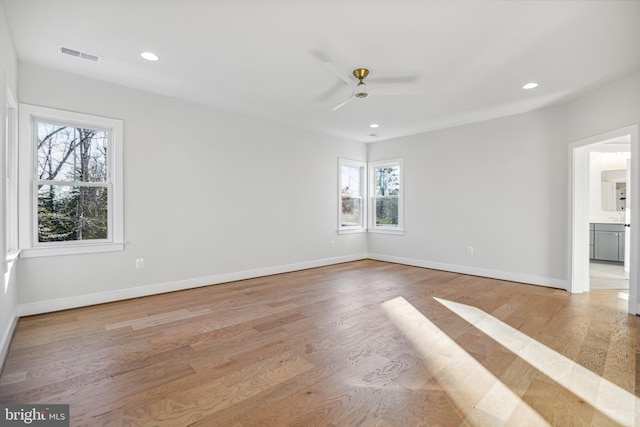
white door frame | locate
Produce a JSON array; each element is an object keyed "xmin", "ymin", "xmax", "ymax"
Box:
[{"xmin": 568, "ymin": 124, "xmax": 638, "ymax": 314}]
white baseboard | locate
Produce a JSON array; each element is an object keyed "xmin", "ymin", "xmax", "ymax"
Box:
[
  {"xmin": 17, "ymin": 252, "xmax": 569, "ymax": 316},
  {"xmin": 0, "ymin": 309, "xmax": 18, "ymax": 373},
  {"xmin": 18, "ymin": 254, "xmax": 368, "ymax": 316},
  {"xmin": 368, "ymin": 253, "xmax": 567, "ymax": 289}
]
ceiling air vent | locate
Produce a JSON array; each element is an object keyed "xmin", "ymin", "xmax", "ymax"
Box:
[{"xmin": 58, "ymin": 46, "xmax": 102, "ymax": 63}]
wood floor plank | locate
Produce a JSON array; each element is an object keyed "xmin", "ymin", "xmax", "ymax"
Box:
[{"xmin": 1, "ymin": 260, "xmax": 638, "ymax": 426}]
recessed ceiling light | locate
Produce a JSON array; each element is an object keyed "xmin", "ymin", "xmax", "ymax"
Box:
[
  {"xmin": 522, "ymin": 82, "xmax": 538, "ymax": 90},
  {"xmin": 369, "ymin": 123, "xmax": 379, "ymax": 128},
  {"xmin": 141, "ymin": 51, "xmax": 159, "ymax": 61}
]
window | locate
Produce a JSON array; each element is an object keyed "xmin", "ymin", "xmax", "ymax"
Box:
[
  {"xmin": 370, "ymin": 159, "xmax": 403, "ymax": 234},
  {"xmin": 337, "ymin": 158, "xmax": 404, "ymax": 235},
  {"xmin": 19, "ymin": 104, "xmax": 124, "ymax": 257},
  {"xmin": 338, "ymin": 159, "xmax": 366, "ymax": 233}
]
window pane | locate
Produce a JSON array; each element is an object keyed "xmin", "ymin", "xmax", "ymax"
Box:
[
  {"xmin": 38, "ymin": 185, "xmax": 108, "ymax": 242},
  {"xmin": 341, "ymin": 196, "xmax": 361, "ymax": 226},
  {"xmin": 375, "ymin": 197, "xmax": 398, "ymax": 226},
  {"xmin": 340, "ymin": 165, "xmax": 361, "ymax": 197},
  {"xmin": 36, "ymin": 121, "xmax": 108, "ymax": 183},
  {"xmin": 374, "ymin": 166, "xmax": 399, "ymax": 196}
]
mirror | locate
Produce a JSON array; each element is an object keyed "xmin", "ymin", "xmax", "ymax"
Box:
[{"xmin": 601, "ymin": 169, "xmax": 626, "ymax": 211}]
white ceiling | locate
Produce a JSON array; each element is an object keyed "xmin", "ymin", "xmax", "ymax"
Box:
[{"xmin": 2, "ymin": 0, "xmax": 639, "ymax": 142}]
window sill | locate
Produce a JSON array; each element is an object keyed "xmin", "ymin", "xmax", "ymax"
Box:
[
  {"xmin": 337, "ymin": 228, "xmax": 367, "ymax": 235},
  {"xmin": 20, "ymin": 242, "xmax": 125, "ymax": 258},
  {"xmin": 368, "ymin": 228, "xmax": 404, "ymax": 235}
]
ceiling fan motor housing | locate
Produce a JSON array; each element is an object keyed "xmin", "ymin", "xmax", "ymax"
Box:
[{"xmin": 353, "ymin": 68, "xmax": 369, "ymax": 79}]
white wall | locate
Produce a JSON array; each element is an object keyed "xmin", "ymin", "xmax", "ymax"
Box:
[
  {"xmin": 566, "ymin": 72, "xmax": 640, "ymax": 142},
  {"xmin": 0, "ymin": 2, "xmax": 19, "ymax": 367},
  {"xmin": 16, "ymin": 63, "xmax": 367, "ymax": 314},
  {"xmin": 367, "ymin": 106, "xmax": 568, "ymax": 287}
]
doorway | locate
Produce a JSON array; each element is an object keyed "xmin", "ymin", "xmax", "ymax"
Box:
[
  {"xmin": 589, "ymin": 149, "xmax": 630, "ymax": 290},
  {"xmin": 569, "ymin": 125, "xmax": 638, "ymax": 314}
]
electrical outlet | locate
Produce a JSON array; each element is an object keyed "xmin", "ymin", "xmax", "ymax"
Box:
[
  {"xmin": 330, "ymin": 240, "xmax": 335, "ymax": 248},
  {"xmin": 136, "ymin": 258, "xmax": 144, "ymax": 268},
  {"xmin": 467, "ymin": 246, "xmax": 474, "ymax": 255}
]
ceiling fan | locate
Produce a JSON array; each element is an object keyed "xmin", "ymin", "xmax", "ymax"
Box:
[{"xmin": 312, "ymin": 51, "xmax": 424, "ymax": 111}]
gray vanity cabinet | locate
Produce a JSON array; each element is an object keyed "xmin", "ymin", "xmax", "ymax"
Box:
[
  {"xmin": 593, "ymin": 223, "xmax": 625, "ymax": 262},
  {"xmin": 589, "ymin": 223, "xmax": 594, "ymax": 259}
]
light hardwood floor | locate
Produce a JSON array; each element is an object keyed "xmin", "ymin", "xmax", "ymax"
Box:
[
  {"xmin": 590, "ymin": 261, "xmax": 629, "ymax": 290},
  {"xmin": 0, "ymin": 260, "xmax": 638, "ymax": 426}
]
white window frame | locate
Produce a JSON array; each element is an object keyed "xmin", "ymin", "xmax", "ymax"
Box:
[
  {"xmin": 369, "ymin": 158, "xmax": 404, "ymax": 235},
  {"xmin": 3, "ymin": 86, "xmax": 19, "ymax": 279},
  {"xmin": 338, "ymin": 158, "xmax": 367, "ymax": 234},
  {"xmin": 18, "ymin": 104, "xmax": 124, "ymax": 257}
]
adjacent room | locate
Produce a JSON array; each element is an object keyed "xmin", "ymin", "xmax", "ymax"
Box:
[{"xmin": 0, "ymin": 1, "xmax": 639, "ymax": 425}]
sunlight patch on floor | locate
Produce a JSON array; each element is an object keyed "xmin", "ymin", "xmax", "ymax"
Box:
[
  {"xmin": 381, "ymin": 296, "xmax": 550, "ymax": 426},
  {"xmin": 434, "ymin": 297, "xmax": 637, "ymax": 427}
]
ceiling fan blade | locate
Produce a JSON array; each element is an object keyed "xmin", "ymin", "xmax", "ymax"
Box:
[
  {"xmin": 330, "ymin": 94, "xmax": 355, "ymax": 111},
  {"xmin": 309, "ymin": 49, "xmax": 332, "ymax": 64},
  {"xmin": 323, "ymin": 62, "xmax": 357, "ymax": 88},
  {"xmin": 310, "ymin": 49, "xmax": 355, "ymax": 88},
  {"xmin": 370, "ymin": 85, "xmax": 426, "ymax": 96},
  {"xmin": 315, "ymin": 80, "xmax": 347, "ymax": 103},
  {"xmin": 371, "ymin": 75, "xmax": 420, "ymax": 85}
]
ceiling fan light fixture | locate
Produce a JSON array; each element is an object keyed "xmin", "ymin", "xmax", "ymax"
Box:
[{"xmin": 355, "ymin": 82, "xmax": 368, "ymax": 98}]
